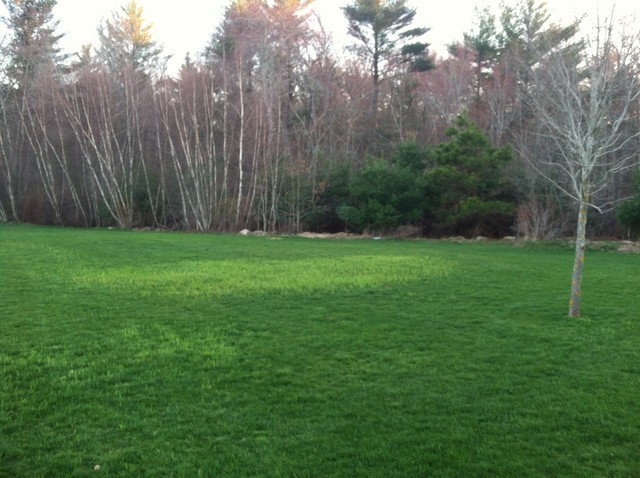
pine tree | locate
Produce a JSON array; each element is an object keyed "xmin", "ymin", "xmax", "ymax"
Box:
[
  {"xmin": 96, "ymin": 0, "xmax": 164, "ymax": 79},
  {"xmin": 0, "ymin": 0, "xmax": 66, "ymax": 88},
  {"xmin": 342, "ymin": 0, "xmax": 433, "ymax": 115}
]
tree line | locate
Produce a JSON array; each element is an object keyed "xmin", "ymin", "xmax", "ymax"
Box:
[{"xmin": 1, "ymin": 0, "xmax": 639, "ymax": 241}]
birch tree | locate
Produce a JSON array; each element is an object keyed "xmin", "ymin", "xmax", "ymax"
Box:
[
  {"xmin": 62, "ymin": 63, "xmax": 159, "ymax": 228},
  {"xmin": 531, "ymin": 15, "xmax": 640, "ymax": 317},
  {"xmin": 0, "ymin": 0, "xmax": 68, "ymax": 222},
  {"xmin": 205, "ymin": 0, "xmax": 316, "ymax": 231},
  {"xmin": 0, "ymin": 85, "xmax": 18, "ymax": 222},
  {"xmin": 155, "ymin": 68, "xmax": 222, "ymax": 231},
  {"xmin": 21, "ymin": 67, "xmax": 87, "ymax": 225},
  {"xmin": 54, "ymin": 1, "xmax": 165, "ymax": 228}
]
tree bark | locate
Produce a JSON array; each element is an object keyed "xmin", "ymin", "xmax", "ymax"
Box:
[
  {"xmin": 568, "ymin": 189, "xmax": 588, "ymax": 318},
  {"xmin": 235, "ymin": 67, "xmax": 245, "ymax": 226}
]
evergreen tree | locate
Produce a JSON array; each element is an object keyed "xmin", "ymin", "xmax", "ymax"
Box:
[
  {"xmin": 453, "ymin": 7, "xmax": 500, "ymax": 103},
  {"xmin": 337, "ymin": 143, "xmax": 428, "ymax": 233},
  {"xmin": 96, "ymin": 0, "xmax": 165, "ymax": 79},
  {"xmin": 0, "ymin": 0, "xmax": 66, "ymax": 88},
  {"xmin": 424, "ymin": 114, "xmax": 515, "ymax": 237},
  {"xmin": 342, "ymin": 0, "xmax": 433, "ymax": 115},
  {"xmin": 499, "ymin": 0, "xmax": 581, "ymax": 81},
  {"xmin": 616, "ymin": 176, "xmax": 640, "ymax": 238}
]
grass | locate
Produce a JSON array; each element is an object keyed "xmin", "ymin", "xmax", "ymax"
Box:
[{"xmin": 1, "ymin": 224, "xmax": 639, "ymax": 477}]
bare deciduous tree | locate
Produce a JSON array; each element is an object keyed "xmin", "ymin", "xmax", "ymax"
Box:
[
  {"xmin": 155, "ymin": 69, "xmax": 222, "ymax": 231},
  {"xmin": 0, "ymin": 89, "xmax": 18, "ymax": 222},
  {"xmin": 21, "ymin": 67, "xmax": 88, "ymax": 225},
  {"xmin": 531, "ymin": 14, "xmax": 640, "ymax": 317},
  {"xmin": 63, "ymin": 68, "xmax": 152, "ymax": 228}
]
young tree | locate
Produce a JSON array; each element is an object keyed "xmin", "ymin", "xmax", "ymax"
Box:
[
  {"xmin": 338, "ymin": 143, "xmax": 427, "ymax": 233},
  {"xmin": 492, "ymin": 0, "xmax": 581, "ymax": 238},
  {"xmin": 423, "ymin": 114, "xmax": 515, "ymax": 237},
  {"xmin": 342, "ymin": 0, "xmax": 433, "ymax": 118},
  {"xmin": 530, "ymin": 15, "xmax": 640, "ymax": 317}
]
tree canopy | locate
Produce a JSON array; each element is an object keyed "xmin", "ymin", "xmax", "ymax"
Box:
[
  {"xmin": 96, "ymin": 0, "xmax": 164, "ymax": 78},
  {"xmin": 0, "ymin": 0, "xmax": 65, "ymax": 88},
  {"xmin": 0, "ymin": 0, "xmax": 637, "ymax": 255},
  {"xmin": 342, "ymin": 0, "xmax": 433, "ymax": 114}
]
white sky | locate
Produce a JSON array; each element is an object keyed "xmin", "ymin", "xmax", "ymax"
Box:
[{"xmin": 6, "ymin": 0, "xmax": 640, "ymax": 73}]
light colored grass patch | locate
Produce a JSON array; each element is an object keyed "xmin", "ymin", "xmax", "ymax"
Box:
[{"xmin": 72, "ymin": 255, "xmax": 456, "ymax": 298}]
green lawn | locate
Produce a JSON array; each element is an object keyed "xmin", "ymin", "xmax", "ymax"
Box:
[{"xmin": 1, "ymin": 225, "xmax": 639, "ymax": 477}]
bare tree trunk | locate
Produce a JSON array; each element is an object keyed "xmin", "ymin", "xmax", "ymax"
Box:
[
  {"xmin": 268, "ymin": 101, "xmax": 284, "ymax": 232},
  {"xmin": 244, "ymin": 110, "xmax": 262, "ymax": 226},
  {"xmin": 221, "ymin": 54, "xmax": 230, "ymax": 218},
  {"xmin": 21, "ymin": 76, "xmax": 88, "ymax": 226},
  {"xmin": 0, "ymin": 93, "xmax": 20, "ymax": 222},
  {"xmin": 153, "ymin": 109, "xmax": 169, "ymax": 227},
  {"xmin": 21, "ymin": 95, "xmax": 63, "ymax": 224},
  {"xmin": 155, "ymin": 69, "xmax": 222, "ymax": 231},
  {"xmin": 569, "ymin": 188, "xmax": 589, "ymax": 317},
  {"xmin": 63, "ymin": 74, "xmax": 138, "ymax": 229},
  {"xmin": 235, "ymin": 67, "xmax": 245, "ymax": 227}
]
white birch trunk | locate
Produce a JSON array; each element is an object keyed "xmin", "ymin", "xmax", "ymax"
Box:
[
  {"xmin": 0, "ymin": 93, "xmax": 20, "ymax": 222},
  {"xmin": 235, "ymin": 67, "xmax": 245, "ymax": 226}
]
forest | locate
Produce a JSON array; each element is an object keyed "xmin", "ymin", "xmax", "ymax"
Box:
[{"xmin": 1, "ymin": 0, "xmax": 639, "ymax": 239}]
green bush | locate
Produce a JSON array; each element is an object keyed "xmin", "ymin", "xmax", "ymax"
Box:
[
  {"xmin": 303, "ymin": 164, "xmax": 351, "ymax": 233},
  {"xmin": 423, "ymin": 114, "xmax": 515, "ymax": 237},
  {"xmin": 338, "ymin": 145, "xmax": 427, "ymax": 234},
  {"xmin": 616, "ymin": 197, "xmax": 640, "ymax": 237}
]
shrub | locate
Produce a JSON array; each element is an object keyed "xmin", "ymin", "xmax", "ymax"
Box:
[
  {"xmin": 338, "ymin": 146, "xmax": 426, "ymax": 234},
  {"xmin": 302, "ymin": 164, "xmax": 351, "ymax": 233},
  {"xmin": 616, "ymin": 197, "xmax": 640, "ymax": 238},
  {"xmin": 423, "ymin": 114, "xmax": 515, "ymax": 237}
]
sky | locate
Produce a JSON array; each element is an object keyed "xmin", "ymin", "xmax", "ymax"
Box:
[{"xmin": 5, "ymin": 0, "xmax": 640, "ymax": 73}]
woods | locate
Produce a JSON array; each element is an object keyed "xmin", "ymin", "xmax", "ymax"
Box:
[{"xmin": 1, "ymin": 0, "xmax": 639, "ymax": 240}]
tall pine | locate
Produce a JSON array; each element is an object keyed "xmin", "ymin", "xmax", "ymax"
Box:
[
  {"xmin": 96, "ymin": 0, "xmax": 164, "ymax": 80},
  {"xmin": 1, "ymin": 0, "xmax": 66, "ymax": 89},
  {"xmin": 342, "ymin": 0, "xmax": 433, "ymax": 117}
]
